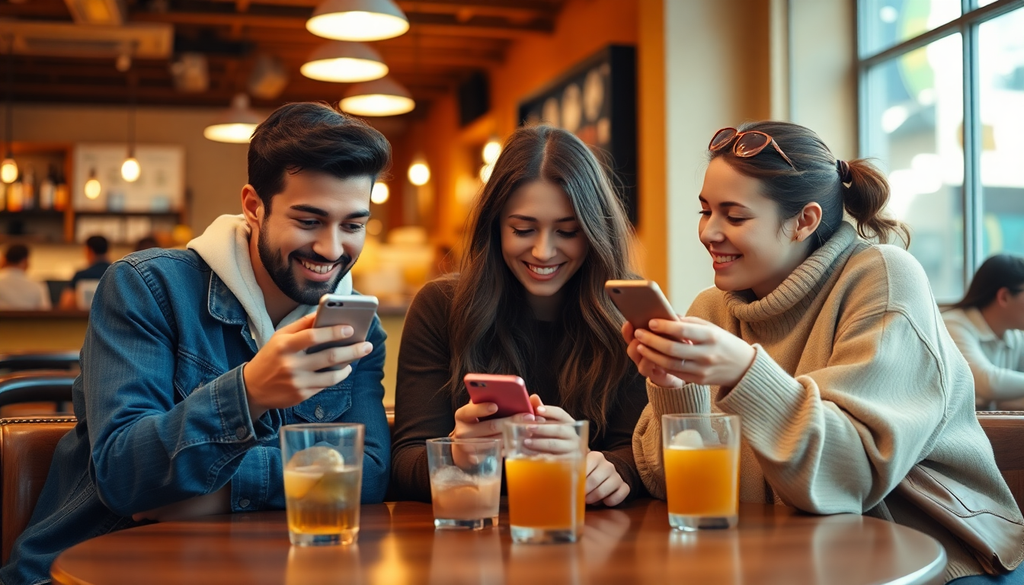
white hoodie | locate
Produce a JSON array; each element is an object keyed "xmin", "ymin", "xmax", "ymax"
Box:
[{"xmin": 187, "ymin": 214, "xmax": 352, "ymax": 348}]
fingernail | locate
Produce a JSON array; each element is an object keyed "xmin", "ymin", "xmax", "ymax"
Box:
[
  {"xmin": 524, "ymin": 438, "xmax": 533, "ymax": 446},
  {"xmin": 635, "ymin": 330, "xmax": 645, "ymax": 340},
  {"xmin": 487, "ymin": 404, "xmax": 498, "ymax": 413},
  {"xmin": 362, "ymin": 342, "xmax": 373, "ymax": 354},
  {"xmin": 523, "ymin": 414, "xmax": 535, "ymax": 422},
  {"xmin": 649, "ymin": 320, "xmax": 659, "ymax": 330},
  {"xmin": 536, "ymin": 406, "xmax": 546, "ymax": 413},
  {"xmin": 341, "ymin": 325, "xmax": 353, "ymax": 336}
]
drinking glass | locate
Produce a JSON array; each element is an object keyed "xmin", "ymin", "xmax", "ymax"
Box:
[
  {"xmin": 503, "ymin": 419, "xmax": 588, "ymax": 543},
  {"xmin": 661, "ymin": 413, "xmax": 741, "ymax": 531},
  {"xmin": 426, "ymin": 437, "xmax": 502, "ymax": 530},
  {"xmin": 280, "ymin": 423, "xmax": 363, "ymax": 546}
]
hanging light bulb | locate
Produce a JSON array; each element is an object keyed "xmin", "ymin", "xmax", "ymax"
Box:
[
  {"xmin": 84, "ymin": 168, "xmax": 101, "ymax": 200},
  {"xmin": 339, "ymin": 76, "xmax": 414, "ymax": 117},
  {"xmin": 0, "ymin": 156, "xmax": 16, "ymax": 184},
  {"xmin": 482, "ymin": 137, "xmax": 501, "ymax": 165},
  {"xmin": 121, "ymin": 156, "xmax": 140, "ymax": 182},
  {"xmin": 306, "ymin": 0, "xmax": 410, "ymax": 42},
  {"xmin": 204, "ymin": 94, "xmax": 263, "ymax": 143},
  {"xmin": 370, "ymin": 181, "xmax": 389, "ymax": 204},
  {"xmin": 408, "ymin": 159, "xmax": 430, "ymax": 186}
]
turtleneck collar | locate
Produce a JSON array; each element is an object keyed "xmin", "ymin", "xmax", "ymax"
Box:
[{"xmin": 724, "ymin": 222, "xmax": 860, "ymax": 324}]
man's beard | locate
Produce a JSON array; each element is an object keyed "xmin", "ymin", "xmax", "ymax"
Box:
[{"xmin": 257, "ymin": 225, "xmax": 353, "ymax": 306}]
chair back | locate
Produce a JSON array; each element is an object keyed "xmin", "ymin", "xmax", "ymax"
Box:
[
  {"xmin": 0, "ymin": 351, "xmax": 79, "ymax": 375},
  {"xmin": 977, "ymin": 411, "xmax": 1024, "ymax": 512},
  {"xmin": 0, "ymin": 370, "xmax": 75, "ymax": 408},
  {"xmin": 0, "ymin": 415, "xmax": 76, "ymax": 564}
]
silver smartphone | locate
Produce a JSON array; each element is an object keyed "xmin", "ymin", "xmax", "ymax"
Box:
[
  {"xmin": 605, "ymin": 280, "xmax": 678, "ymax": 331},
  {"xmin": 307, "ymin": 294, "xmax": 379, "ymax": 365}
]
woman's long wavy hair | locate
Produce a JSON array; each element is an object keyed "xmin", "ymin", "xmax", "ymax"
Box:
[{"xmin": 446, "ymin": 125, "xmax": 638, "ymax": 435}]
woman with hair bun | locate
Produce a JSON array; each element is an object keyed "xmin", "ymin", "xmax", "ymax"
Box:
[
  {"xmin": 944, "ymin": 253, "xmax": 1024, "ymax": 410},
  {"xmin": 627, "ymin": 122, "xmax": 1022, "ymax": 583}
]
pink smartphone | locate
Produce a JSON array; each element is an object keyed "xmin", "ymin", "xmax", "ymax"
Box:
[
  {"xmin": 463, "ymin": 373, "xmax": 535, "ymax": 421},
  {"xmin": 605, "ymin": 279, "xmax": 679, "ymax": 331}
]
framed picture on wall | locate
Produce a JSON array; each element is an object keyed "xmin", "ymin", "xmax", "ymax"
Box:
[{"xmin": 517, "ymin": 45, "xmax": 637, "ymax": 225}]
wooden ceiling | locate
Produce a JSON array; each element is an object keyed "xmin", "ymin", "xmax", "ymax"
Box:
[{"xmin": 0, "ymin": 0, "xmax": 567, "ymax": 113}]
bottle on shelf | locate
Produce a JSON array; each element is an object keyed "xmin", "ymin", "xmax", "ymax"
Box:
[
  {"xmin": 54, "ymin": 167, "xmax": 69, "ymax": 212},
  {"xmin": 0, "ymin": 181, "xmax": 6, "ymax": 211},
  {"xmin": 21, "ymin": 165, "xmax": 35, "ymax": 211},
  {"xmin": 38, "ymin": 164, "xmax": 56, "ymax": 210},
  {"xmin": 6, "ymin": 170, "xmax": 23, "ymax": 212}
]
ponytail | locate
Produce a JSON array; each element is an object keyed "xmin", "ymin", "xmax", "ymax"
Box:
[{"xmin": 841, "ymin": 158, "xmax": 910, "ymax": 247}]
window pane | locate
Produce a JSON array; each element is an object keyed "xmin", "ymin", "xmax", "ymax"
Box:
[
  {"xmin": 864, "ymin": 34, "xmax": 965, "ymax": 301},
  {"xmin": 979, "ymin": 7, "xmax": 1024, "ymax": 257},
  {"xmin": 861, "ymin": 0, "xmax": 961, "ymax": 56}
]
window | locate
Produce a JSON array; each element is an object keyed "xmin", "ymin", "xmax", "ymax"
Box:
[{"xmin": 859, "ymin": 0, "xmax": 1024, "ymax": 301}]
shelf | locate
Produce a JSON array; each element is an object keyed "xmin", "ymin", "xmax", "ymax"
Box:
[
  {"xmin": 0, "ymin": 210, "xmax": 65, "ymax": 218},
  {"xmin": 75, "ymin": 210, "xmax": 183, "ymax": 217}
]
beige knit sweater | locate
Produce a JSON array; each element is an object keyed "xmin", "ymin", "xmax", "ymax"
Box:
[{"xmin": 633, "ymin": 222, "xmax": 1023, "ymax": 582}]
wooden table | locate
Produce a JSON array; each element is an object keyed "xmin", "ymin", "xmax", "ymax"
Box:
[{"xmin": 51, "ymin": 500, "xmax": 946, "ymax": 585}]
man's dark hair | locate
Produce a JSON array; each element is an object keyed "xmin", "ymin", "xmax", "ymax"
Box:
[
  {"xmin": 247, "ymin": 102, "xmax": 392, "ymax": 211},
  {"xmin": 85, "ymin": 235, "xmax": 109, "ymax": 256},
  {"xmin": 4, "ymin": 244, "xmax": 29, "ymax": 265}
]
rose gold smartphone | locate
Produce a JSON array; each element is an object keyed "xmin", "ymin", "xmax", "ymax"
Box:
[{"xmin": 605, "ymin": 280, "xmax": 678, "ymax": 331}]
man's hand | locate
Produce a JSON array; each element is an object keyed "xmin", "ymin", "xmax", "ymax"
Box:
[{"xmin": 243, "ymin": 313, "xmax": 373, "ymax": 419}]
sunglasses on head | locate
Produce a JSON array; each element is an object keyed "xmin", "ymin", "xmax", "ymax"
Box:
[{"xmin": 709, "ymin": 127, "xmax": 797, "ymax": 170}]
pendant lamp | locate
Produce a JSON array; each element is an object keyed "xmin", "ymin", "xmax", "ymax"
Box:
[
  {"xmin": 307, "ymin": 0, "xmax": 409, "ymax": 42},
  {"xmin": 339, "ymin": 76, "xmax": 414, "ymax": 117},
  {"xmin": 300, "ymin": 41, "xmax": 388, "ymax": 83},
  {"xmin": 1, "ymin": 35, "xmax": 16, "ymax": 184},
  {"xmin": 204, "ymin": 94, "xmax": 263, "ymax": 143},
  {"xmin": 121, "ymin": 72, "xmax": 140, "ymax": 182}
]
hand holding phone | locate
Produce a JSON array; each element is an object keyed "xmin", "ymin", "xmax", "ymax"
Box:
[
  {"xmin": 605, "ymin": 280, "xmax": 678, "ymax": 332},
  {"xmin": 307, "ymin": 294, "xmax": 379, "ymax": 369},
  {"xmin": 464, "ymin": 373, "xmax": 535, "ymax": 421}
]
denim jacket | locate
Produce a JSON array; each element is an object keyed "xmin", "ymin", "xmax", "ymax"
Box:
[{"xmin": 0, "ymin": 248, "xmax": 390, "ymax": 585}]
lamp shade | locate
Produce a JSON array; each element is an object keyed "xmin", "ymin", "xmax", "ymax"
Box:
[
  {"xmin": 300, "ymin": 41, "xmax": 388, "ymax": 83},
  {"xmin": 307, "ymin": 0, "xmax": 409, "ymax": 42},
  {"xmin": 204, "ymin": 94, "xmax": 263, "ymax": 143},
  {"xmin": 339, "ymin": 77, "xmax": 415, "ymax": 117}
]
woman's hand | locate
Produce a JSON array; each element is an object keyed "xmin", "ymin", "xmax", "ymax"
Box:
[
  {"xmin": 450, "ymin": 394, "xmax": 547, "ymax": 439},
  {"xmin": 585, "ymin": 451, "xmax": 629, "ymax": 506},
  {"xmin": 628, "ymin": 317, "xmax": 756, "ymax": 388},
  {"xmin": 622, "ymin": 321, "xmax": 684, "ymax": 388}
]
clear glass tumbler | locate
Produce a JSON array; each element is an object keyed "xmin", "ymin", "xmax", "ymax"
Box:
[
  {"xmin": 503, "ymin": 419, "xmax": 588, "ymax": 544},
  {"xmin": 280, "ymin": 423, "xmax": 363, "ymax": 546},
  {"xmin": 661, "ymin": 413, "xmax": 741, "ymax": 531},
  {"xmin": 426, "ymin": 437, "xmax": 502, "ymax": 530}
]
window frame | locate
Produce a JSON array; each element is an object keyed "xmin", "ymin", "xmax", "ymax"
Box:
[{"xmin": 857, "ymin": 0, "xmax": 1024, "ymax": 294}]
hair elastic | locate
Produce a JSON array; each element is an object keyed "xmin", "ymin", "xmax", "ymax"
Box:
[{"xmin": 836, "ymin": 159, "xmax": 852, "ymax": 184}]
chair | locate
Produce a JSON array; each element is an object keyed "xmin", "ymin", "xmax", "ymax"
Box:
[
  {"xmin": 0, "ymin": 351, "xmax": 80, "ymax": 375},
  {"xmin": 0, "ymin": 371, "xmax": 76, "ymax": 418},
  {"xmin": 976, "ymin": 411, "xmax": 1024, "ymax": 512},
  {"xmin": 0, "ymin": 415, "xmax": 77, "ymax": 564}
]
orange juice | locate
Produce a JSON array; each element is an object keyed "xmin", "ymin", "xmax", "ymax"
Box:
[
  {"xmin": 664, "ymin": 445, "xmax": 738, "ymax": 517},
  {"xmin": 505, "ymin": 457, "xmax": 585, "ymax": 529}
]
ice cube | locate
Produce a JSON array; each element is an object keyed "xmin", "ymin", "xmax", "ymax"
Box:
[
  {"xmin": 670, "ymin": 429, "xmax": 705, "ymax": 449},
  {"xmin": 430, "ymin": 466, "xmax": 480, "ymax": 490},
  {"xmin": 286, "ymin": 445, "xmax": 345, "ymax": 470}
]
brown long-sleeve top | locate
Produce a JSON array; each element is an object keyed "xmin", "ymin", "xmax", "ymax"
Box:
[{"xmin": 390, "ymin": 277, "xmax": 648, "ymax": 503}]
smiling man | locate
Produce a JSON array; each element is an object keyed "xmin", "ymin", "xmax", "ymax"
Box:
[{"xmin": 1, "ymin": 103, "xmax": 392, "ymax": 585}]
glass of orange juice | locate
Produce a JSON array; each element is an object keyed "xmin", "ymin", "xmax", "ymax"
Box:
[
  {"xmin": 661, "ymin": 413, "xmax": 740, "ymax": 531},
  {"xmin": 281, "ymin": 423, "xmax": 363, "ymax": 546},
  {"xmin": 503, "ymin": 420, "xmax": 588, "ymax": 544}
]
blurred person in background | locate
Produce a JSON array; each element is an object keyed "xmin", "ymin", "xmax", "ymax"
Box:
[
  {"xmin": 59, "ymin": 235, "xmax": 112, "ymax": 309},
  {"xmin": 944, "ymin": 254, "xmax": 1024, "ymax": 410},
  {"xmin": 0, "ymin": 244, "xmax": 51, "ymax": 310}
]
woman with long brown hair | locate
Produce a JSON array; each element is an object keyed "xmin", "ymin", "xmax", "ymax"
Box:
[{"xmin": 390, "ymin": 125, "xmax": 647, "ymax": 506}]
